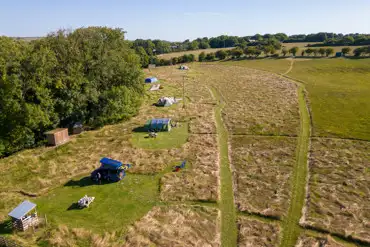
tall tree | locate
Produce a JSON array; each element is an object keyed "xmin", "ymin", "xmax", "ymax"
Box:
[
  {"xmin": 325, "ymin": 48, "xmax": 334, "ymax": 57},
  {"xmin": 289, "ymin": 47, "xmax": 299, "ymax": 56},
  {"xmin": 318, "ymin": 48, "xmax": 326, "ymax": 56},
  {"xmin": 341, "ymin": 47, "xmax": 351, "ymax": 56}
]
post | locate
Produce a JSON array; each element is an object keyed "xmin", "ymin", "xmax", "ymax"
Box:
[{"xmin": 182, "ymin": 75, "xmax": 185, "ymax": 109}]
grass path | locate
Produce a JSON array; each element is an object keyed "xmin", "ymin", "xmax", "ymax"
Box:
[
  {"xmin": 280, "ymin": 85, "xmax": 311, "ymax": 247},
  {"xmin": 210, "ymin": 87, "xmax": 238, "ymax": 247},
  {"xmin": 283, "ymin": 58, "xmax": 295, "ymax": 75}
]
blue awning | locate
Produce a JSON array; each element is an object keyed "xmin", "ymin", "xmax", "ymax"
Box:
[
  {"xmin": 8, "ymin": 201, "xmax": 36, "ymax": 219},
  {"xmin": 100, "ymin": 157, "xmax": 122, "ymax": 169}
]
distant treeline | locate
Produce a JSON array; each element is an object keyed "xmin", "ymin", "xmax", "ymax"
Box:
[
  {"xmin": 0, "ymin": 27, "xmax": 144, "ymax": 156},
  {"xmin": 152, "ymin": 45, "xmax": 370, "ymax": 67},
  {"xmin": 130, "ymin": 32, "xmax": 370, "ymax": 53}
]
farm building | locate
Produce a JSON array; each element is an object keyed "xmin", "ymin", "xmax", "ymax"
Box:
[
  {"xmin": 44, "ymin": 128, "xmax": 69, "ymax": 146},
  {"xmin": 8, "ymin": 200, "xmax": 39, "ymax": 231},
  {"xmin": 145, "ymin": 77, "xmax": 158, "ymax": 83},
  {"xmin": 144, "ymin": 118, "xmax": 172, "ymax": 132}
]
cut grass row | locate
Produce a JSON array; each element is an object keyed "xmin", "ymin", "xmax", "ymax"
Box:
[
  {"xmin": 210, "ymin": 87, "xmax": 238, "ymax": 247},
  {"xmin": 280, "ymin": 86, "xmax": 311, "ymax": 247}
]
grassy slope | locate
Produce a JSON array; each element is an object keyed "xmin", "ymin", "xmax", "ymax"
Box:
[
  {"xmin": 280, "ymin": 86, "xmax": 310, "ymax": 247},
  {"xmin": 210, "ymin": 88, "xmax": 238, "ymax": 247},
  {"xmin": 289, "ymin": 59, "xmax": 370, "ymax": 140}
]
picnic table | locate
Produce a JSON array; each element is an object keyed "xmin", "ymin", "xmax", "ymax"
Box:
[{"xmin": 78, "ymin": 195, "xmax": 95, "ymax": 208}]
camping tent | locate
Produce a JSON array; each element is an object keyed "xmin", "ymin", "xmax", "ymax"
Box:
[
  {"xmin": 145, "ymin": 77, "xmax": 158, "ymax": 83},
  {"xmin": 156, "ymin": 97, "xmax": 176, "ymax": 107},
  {"xmin": 179, "ymin": 65, "xmax": 189, "ymax": 70},
  {"xmin": 144, "ymin": 118, "xmax": 172, "ymax": 132}
]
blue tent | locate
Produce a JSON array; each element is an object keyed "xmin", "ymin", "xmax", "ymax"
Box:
[
  {"xmin": 144, "ymin": 118, "xmax": 172, "ymax": 132},
  {"xmin": 100, "ymin": 157, "xmax": 123, "ymax": 170},
  {"xmin": 145, "ymin": 77, "xmax": 158, "ymax": 83}
]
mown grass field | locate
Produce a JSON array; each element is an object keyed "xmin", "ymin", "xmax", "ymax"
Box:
[{"xmin": 289, "ymin": 59, "xmax": 370, "ymax": 140}]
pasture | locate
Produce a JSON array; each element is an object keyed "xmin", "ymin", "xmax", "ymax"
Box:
[{"xmin": 1, "ymin": 57, "xmax": 370, "ymax": 247}]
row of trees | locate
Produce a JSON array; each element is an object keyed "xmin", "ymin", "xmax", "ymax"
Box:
[
  {"xmin": 0, "ymin": 27, "xmax": 144, "ymax": 156},
  {"xmin": 130, "ymin": 32, "xmax": 370, "ymax": 59},
  {"xmin": 197, "ymin": 45, "xmax": 370, "ymax": 62}
]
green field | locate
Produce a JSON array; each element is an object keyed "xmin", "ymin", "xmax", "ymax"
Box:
[
  {"xmin": 36, "ymin": 173, "xmax": 161, "ymax": 233},
  {"xmin": 289, "ymin": 59, "xmax": 370, "ymax": 140}
]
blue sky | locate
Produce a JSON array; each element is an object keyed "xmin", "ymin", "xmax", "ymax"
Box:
[{"xmin": 0, "ymin": 0, "xmax": 369, "ymax": 41}]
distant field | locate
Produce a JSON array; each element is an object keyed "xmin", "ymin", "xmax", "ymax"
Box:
[{"xmin": 158, "ymin": 47, "xmax": 233, "ymax": 60}]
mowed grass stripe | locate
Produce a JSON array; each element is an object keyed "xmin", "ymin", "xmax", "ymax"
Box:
[
  {"xmin": 280, "ymin": 86, "xmax": 310, "ymax": 247},
  {"xmin": 211, "ymin": 87, "xmax": 238, "ymax": 247}
]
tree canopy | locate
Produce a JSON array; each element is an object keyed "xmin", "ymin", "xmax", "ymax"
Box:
[{"xmin": 0, "ymin": 27, "xmax": 144, "ymax": 156}]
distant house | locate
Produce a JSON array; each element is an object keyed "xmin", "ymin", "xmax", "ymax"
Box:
[
  {"xmin": 8, "ymin": 200, "xmax": 39, "ymax": 231},
  {"xmin": 44, "ymin": 128, "xmax": 69, "ymax": 146},
  {"xmin": 144, "ymin": 118, "xmax": 172, "ymax": 132}
]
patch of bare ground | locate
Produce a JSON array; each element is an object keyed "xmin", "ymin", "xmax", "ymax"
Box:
[
  {"xmin": 296, "ymin": 234, "xmax": 349, "ymax": 247},
  {"xmin": 194, "ymin": 64, "xmax": 300, "ymax": 136},
  {"xmin": 160, "ymin": 134, "xmax": 219, "ymax": 201},
  {"xmin": 230, "ymin": 136, "xmax": 297, "ymax": 219},
  {"xmin": 124, "ymin": 205, "xmax": 220, "ymax": 247},
  {"xmin": 301, "ymin": 138, "xmax": 370, "ymax": 243},
  {"xmin": 237, "ymin": 216, "xmax": 281, "ymax": 247}
]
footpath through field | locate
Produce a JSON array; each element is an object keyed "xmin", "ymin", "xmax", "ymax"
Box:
[
  {"xmin": 280, "ymin": 84, "xmax": 311, "ymax": 247},
  {"xmin": 210, "ymin": 87, "xmax": 238, "ymax": 247}
]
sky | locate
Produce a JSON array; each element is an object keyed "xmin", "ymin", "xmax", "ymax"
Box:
[{"xmin": 0, "ymin": 0, "xmax": 369, "ymax": 41}]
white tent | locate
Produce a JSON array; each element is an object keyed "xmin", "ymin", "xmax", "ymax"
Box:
[{"xmin": 157, "ymin": 97, "xmax": 178, "ymax": 107}]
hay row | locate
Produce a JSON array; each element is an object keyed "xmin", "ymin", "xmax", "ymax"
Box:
[
  {"xmin": 296, "ymin": 234, "xmax": 347, "ymax": 247},
  {"xmin": 230, "ymin": 136, "xmax": 297, "ymax": 218},
  {"xmin": 160, "ymin": 134, "xmax": 219, "ymax": 201},
  {"xmin": 124, "ymin": 205, "xmax": 220, "ymax": 247},
  {"xmin": 237, "ymin": 216, "xmax": 280, "ymax": 247},
  {"xmin": 302, "ymin": 138, "xmax": 370, "ymax": 243},
  {"xmin": 194, "ymin": 64, "xmax": 300, "ymax": 136}
]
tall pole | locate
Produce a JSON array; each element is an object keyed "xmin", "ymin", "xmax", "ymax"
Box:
[{"xmin": 182, "ymin": 75, "xmax": 185, "ymax": 109}]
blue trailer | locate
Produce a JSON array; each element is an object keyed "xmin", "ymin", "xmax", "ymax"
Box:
[{"xmin": 91, "ymin": 157, "xmax": 131, "ymax": 183}]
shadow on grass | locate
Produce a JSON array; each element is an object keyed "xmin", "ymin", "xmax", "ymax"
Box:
[
  {"xmin": 67, "ymin": 203, "xmax": 83, "ymax": 211},
  {"xmin": 0, "ymin": 220, "xmax": 13, "ymax": 235},
  {"xmin": 64, "ymin": 176, "xmax": 118, "ymax": 187},
  {"xmin": 64, "ymin": 177, "xmax": 94, "ymax": 187},
  {"xmin": 132, "ymin": 126, "xmax": 147, "ymax": 133}
]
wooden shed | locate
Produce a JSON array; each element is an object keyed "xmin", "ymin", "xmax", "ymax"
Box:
[
  {"xmin": 45, "ymin": 128, "xmax": 69, "ymax": 146},
  {"xmin": 8, "ymin": 200, "xmax": 39, "ymax": 231}
]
